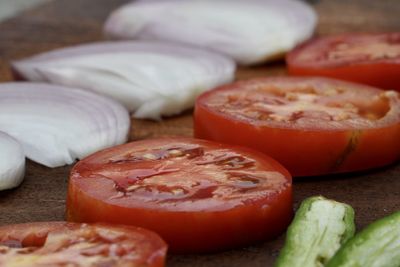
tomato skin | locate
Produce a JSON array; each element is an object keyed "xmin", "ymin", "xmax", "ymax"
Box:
[
  {"xmin": 286, "ymin": 33, "xmax": 400, "ymax": 90},
  {"xmin": 67, "ymin": 184, "xmax": 292, "ymax": 253},
  {"xmin": 195, "ymin": 105, "xmax": 347, "ymax": 176},
  {"xmin": 194, "ymin": 77, "xmax": 400, "ymax": 177},
  {"xmin": 66, "ymin": 138, "xmax": 293, "ymax": 253},
  {"xmin": 288, "ymin": 62, "xmax": 400, "ymax": 91},
  {"xmin": 0, "ymin": 222, "xmax": 167, "ymax": 267}
]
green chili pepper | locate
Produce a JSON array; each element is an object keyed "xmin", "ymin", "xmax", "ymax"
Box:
[
  {"xmin": 274, "ymin": 196, "xmax": 355, "ymax": 267},
  {"xmin": 326, "ymin": 210, "xmax": 400, "ymax": 267}
]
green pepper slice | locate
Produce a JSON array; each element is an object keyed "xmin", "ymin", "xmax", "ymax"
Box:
[
  {"xmin": 275, "ymin": 196, "xmax": 355, "ymax": 267},
  {"xmin": 326, "ymin": 210, "xmax": 400, "ymax": 267}
]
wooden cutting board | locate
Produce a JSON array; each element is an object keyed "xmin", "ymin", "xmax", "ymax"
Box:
[{"xmin": 0, "ymin": 0, "xmax": 399, "ymax": 266}]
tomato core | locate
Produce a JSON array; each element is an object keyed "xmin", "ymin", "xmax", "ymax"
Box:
[
  {"xmin": 0, "ymin": 223, "xmax": 167, "ymax": 267},
  {"xmin": 67, "ymin": 138, "xmax": 293, "ymax": 252},
  {"xmin": 194, "ymin": 77, "xmax": 400, "ymax": 176},
  {"xmin": 203, "ymin": 79, "xmax": 394, "ymax": 129},
  {"xmin": 286, "ymin": 33, "xmax": 400, "ymax": 90}
]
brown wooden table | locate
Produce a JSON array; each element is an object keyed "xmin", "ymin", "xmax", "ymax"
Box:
[{"xmin": 0, "ymin": 1, "xmax": 399, "ymax": 266}]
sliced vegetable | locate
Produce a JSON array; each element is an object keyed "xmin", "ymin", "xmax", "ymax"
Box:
[
  {"xmin": 287, "ymin": 33, "xmax": 400, "ymax": 90},
  {"xmin": 104, "ymin": 0, "xmax": 317, "ymax": 65},
  {"xmin": 275, "ymin": 196, "xmax": 355, "ymax": 267},
  {"xmin": 0, "ymin": 222, "xmax": 167, "ymax": 267},
  {"xmin": 0, "ymin": 83, "xmax": 130, "ymax": 168},
  {"xmin": 66, "ymin": 137, "xmax": 293, "ymax": 253},
  {"xmin": 12, "ymin": 41, "xmax": 235, "ymax": 120},
  {"xmin": 194, "ymin": 77, "xmax": 400, "ymax": 176},
  {"xmin": 0, "ymin": 132, "xmax": 25, "ymax": 190},
  {"xmin": 326, "ymin": 210, "xmax": 400, "ymax": 267}
]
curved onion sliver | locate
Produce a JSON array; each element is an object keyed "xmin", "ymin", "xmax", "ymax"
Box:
[
  {"xmin": 104, "ymin": 0, "xmax": 317, "ymax": 65},
  {"xmin": 0, "ymin": 83, "xmax": 130, "ymax": 168},
  {"xmin": 0, "ymin": 132, "xmax": 25, "ymax": 190},
  {"xmin": 12, "ymin": 41, "xmax": 236, "ymax": 120}
]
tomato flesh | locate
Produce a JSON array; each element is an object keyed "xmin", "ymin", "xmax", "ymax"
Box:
[
  {"xmin": 0, "ymin": 222, "xmax": 167, "ymax": 267},
  {"xmin": 194, "ymin": 77, "xmax": 400, "ymax": 176},
  {"xmin": 67, "ymin": 138, "xmax": 293, "ymax": 253},
  {"xmin": 286, "ymin": 33, "xmax": 400, "ymax": 90}
]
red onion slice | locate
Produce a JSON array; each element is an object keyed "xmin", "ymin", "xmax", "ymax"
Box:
[
  {"xmin": 12, "ymin": 41, "xmax": 236, "ymax": 120},
  {"xmin": 0, "ymin": 83, "xmax": 130, "ymax": 168},
  {"xmin": 0, "ymin": 132, "xmax": 25, "ymax": 190},
  {"xmin": 104, "ymin": 0, "xmax": 317, "ymax": 65}
]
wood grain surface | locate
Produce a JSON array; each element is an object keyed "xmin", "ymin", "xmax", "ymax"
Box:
[{"xmin": 0, "ymin": 0, "xmax": 399, "ymax": 266}]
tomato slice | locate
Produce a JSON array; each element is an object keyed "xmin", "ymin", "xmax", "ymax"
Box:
[
  {"xmin": 286, "ymin": 33, "xmax": 400, "ymax": 90},
  {"xmin": 66, "ymin": 137, "xmax": 292, "ymax": 253},
  {"xmin": 0, "ymin": 222, "xmax": 167, "ymax": 267},
  {"xmin": 194, "ymin": 77, "xmax": 400, "ymax": 176}
]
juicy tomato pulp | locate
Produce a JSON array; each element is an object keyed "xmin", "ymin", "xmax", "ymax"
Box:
[
  {"xmin": 286, "ymin": 33, "xmax": 400, "ymax": 90},
  {"xmin": 0, "ymin": 222, "xmax": 167, "ymax": 267},
  {"xmin": 194, "ymin": 77, "xmax": 400, "ymax": 176},
  {"xmin": 67, "ymin": 138, "xmax": 292, "ymax": 253}
]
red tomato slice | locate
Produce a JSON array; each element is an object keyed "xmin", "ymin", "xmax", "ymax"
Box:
[
  {"xmin": 194, "ymin": 77, "xmax": 400, "ymax": 176},
  {"xmin": 66, "ymin": 137, "xmax": 292, "ymax": 253},
  {"xmin": 286, "ymin": 33, "xmax": 400, "ymax": 90},
  {"xmin": 0, "ymin": 222, "xmax": 167, "ymax": 267}
]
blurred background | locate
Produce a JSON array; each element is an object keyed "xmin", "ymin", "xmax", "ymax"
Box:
[{"xmin": 0, "ymin": 0, "xmax": 51, "ymax": 22}]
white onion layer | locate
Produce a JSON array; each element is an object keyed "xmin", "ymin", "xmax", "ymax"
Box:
[
  {"xmin": 104, "ymin": 0, "xmax": 317, "ymax": 65},
  {"xmin": 12, "ymin": 41, "xmax": 236, "ymax": 120},
  {"xmin": 0, "ymin": 132, "xmax": 25, "ymax": 190},
  {"xmin": 0, "ymin": 83, "xmax": 130, "ymax": 168}
]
